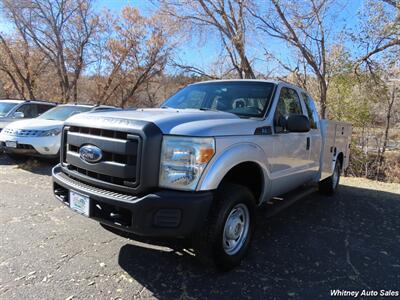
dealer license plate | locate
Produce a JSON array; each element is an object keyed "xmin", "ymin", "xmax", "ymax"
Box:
[
  {"xmin": 5, "ymin": 141, "xmax": 17, "ymax": 148},
  {"xmin": 69, "ymin": 190, "xmax": 90, "ymax": 217}
]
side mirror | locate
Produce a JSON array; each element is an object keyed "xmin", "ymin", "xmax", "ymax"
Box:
[
  {"xmin": 286, "ymin": 114, "xmax": 310, "ymax": 132},
  {"xmin": 13, "ymin": 112, "xmax": 24, "ymax": 119}
]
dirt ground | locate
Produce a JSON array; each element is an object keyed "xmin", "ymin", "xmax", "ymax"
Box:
[{"xmin": 0, "ymin": 155, "xmax": 399, "ymax": 299}]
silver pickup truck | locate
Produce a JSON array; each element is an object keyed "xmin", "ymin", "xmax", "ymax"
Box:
[{"xmin": 52, "ymin": 80, "xmax": 351, "ymax": 270}]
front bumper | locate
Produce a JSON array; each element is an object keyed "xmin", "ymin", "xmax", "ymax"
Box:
[
  {"xmin": 52, "ymin": 165, "xmax": 213, "ymax": 238},
  {"xmin": 0, "ymin": 135, "xmax": 60, "ymax": 157}
]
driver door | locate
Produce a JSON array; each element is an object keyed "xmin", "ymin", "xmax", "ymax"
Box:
[{"xmin": 269, "ymin": 86, "xmax": 312, "ymax": 196}]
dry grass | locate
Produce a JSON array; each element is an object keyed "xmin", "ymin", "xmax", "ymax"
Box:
[{"xmin": 341, "ymin": 176, "xmax": 400, "ymax": 195}]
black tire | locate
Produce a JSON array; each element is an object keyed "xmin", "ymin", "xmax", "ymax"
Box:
[
  {"xmin": 319, "ymin": 160, "xmax": 341, "ymax": 195},
  {"xmin": 193, "ymin": 182, "xmax": 256, "ymax": 271}
]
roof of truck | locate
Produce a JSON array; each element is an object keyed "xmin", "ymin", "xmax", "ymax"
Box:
[
  {"xmin": 190, "ymin": 79, "xmax": 308, "ymax": 93},
  {"xmin": 191, "ymin": 79, "xmax": 279, "ymax": 84}
]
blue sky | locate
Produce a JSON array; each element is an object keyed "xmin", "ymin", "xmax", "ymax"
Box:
[
  {"xmin": 0, "ymin": 0, "xmax": 364, "ymax": 75},
  {"xmin": 93, "ymin": 0, "xmax": 364, "ymax": 74}
]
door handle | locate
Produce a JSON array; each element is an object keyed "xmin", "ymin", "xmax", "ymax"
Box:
[{"xmin": 306, "ymin": 137, "xmax": 310, "ymax": 150}]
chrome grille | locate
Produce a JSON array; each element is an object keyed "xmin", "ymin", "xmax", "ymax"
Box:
[
  {"xmin": 62, "ymin": 126, "xmax": 140, "ymax": 189},
  {"xmin": 2, "ymin": 128, "xmax": 43, "ymax": 137}
]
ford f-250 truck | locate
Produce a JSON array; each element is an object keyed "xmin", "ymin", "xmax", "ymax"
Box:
[{"xmin": 52, "ymin": 80, "xmax": 351, "ymax": 270}]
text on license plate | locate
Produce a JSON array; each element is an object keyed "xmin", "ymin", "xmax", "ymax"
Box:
[
  {"xmin": 69, "ymin": 190, "xmax": 90, "ymax": 216},
  {"xmin": 5, "ymin": 141, "xmax": 17, "ymax": 148}
]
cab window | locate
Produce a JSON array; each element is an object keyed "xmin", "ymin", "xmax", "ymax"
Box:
[
  {"xmin": 301, "ymin": 92, "xmax": 318, "ymax": 129},
  {"xmin": 162, "ymin": 82, "xmax": 274, "ymax": 118},
  {"xmin": 170, "ymin": 90, "xmax": 206, "ymax": 109},
  {"xmin": 274, "ymin": 87, "xmax": 303, "ymax": 133}
]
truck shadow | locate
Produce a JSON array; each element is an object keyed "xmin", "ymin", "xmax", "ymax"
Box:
[
  {"xmin": 118, "ymin": 184, "xmax": 400, "ymax": 299},
  {"xmin": 0, "ymin": 153, "xmax": 55, "ymax": 176}
]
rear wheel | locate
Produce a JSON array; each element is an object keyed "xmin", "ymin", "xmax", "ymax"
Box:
[
  {"xmin": 319, "ymin": 160, "xmax": 341, "ymax": 195},
  {"xmin": 193, "ymin": 183, "xmax": 256, "ymax": 271}
]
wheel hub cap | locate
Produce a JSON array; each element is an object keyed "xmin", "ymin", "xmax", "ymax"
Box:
[
  {"xmin": 222, "ymin": 204, "xmax": 250, "ymax": 255},
  {"xmin": 226, "ymin": 219, "xmax": 243, "ymax": 239}
]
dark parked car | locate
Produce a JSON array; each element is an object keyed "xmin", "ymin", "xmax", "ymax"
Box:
[{"xmin": 0, "ymin": 99, "xmax": 56, "ymax": 132}]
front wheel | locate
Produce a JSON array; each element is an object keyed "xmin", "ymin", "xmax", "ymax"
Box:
[
  {"xmin": 193, "ymin": 183, "xmax": 256, "ymax": 271},
  {"xmin": 319, "ymin": 160, "xmax": 341, "ymax": 195}
]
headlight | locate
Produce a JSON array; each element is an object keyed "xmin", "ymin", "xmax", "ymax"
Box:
[
  {"xmin": 159, "ymin": 136, "xmax": 215, "ymax": 190},
  {"xmin": 39, "ymin": 128, "xmax": 62, "ymax": 137}
]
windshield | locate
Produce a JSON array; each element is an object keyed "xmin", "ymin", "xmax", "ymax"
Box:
[
  {"xmin": 38, "ymin": 106, "xmax": 92, "ymax": 121},
  {"xmin": 0, "ymin": 102, "xmax": 18, "ymax": 117},
  {"xmin": 162, "ymin": 81, "xmax": 275, "ymax": 118}
]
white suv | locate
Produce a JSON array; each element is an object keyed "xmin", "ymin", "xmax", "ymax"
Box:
[{"xmin": 0, "ymin": 104, "xmax": 117, "ymax": 158}]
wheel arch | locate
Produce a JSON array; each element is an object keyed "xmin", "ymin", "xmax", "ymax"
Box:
[
  {"xmin": 219, "ymin": 161, "xmax": 265, "ymax": 204},
  {"xmin": 197, "ymin": 143, "xmax": 270, "ymax": 204}
]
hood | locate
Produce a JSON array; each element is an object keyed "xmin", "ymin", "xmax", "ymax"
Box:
[
  {"xmin": 0, "ymin": 118, "xmax": 16, "ymax": 129},
  {"xmin": 66, "ymin": 108, "xmax": 259, "ymax": 136},
  {"xmin": 3, "ymin": 118, "xmax": 64, "ymax": 130}
]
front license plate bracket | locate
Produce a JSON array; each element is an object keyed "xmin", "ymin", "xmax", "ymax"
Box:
[
  {"xmin": 5, "ymin": 141, "xmax": 17, "ymax": 148},
  {"xmin": 69, "ymin": 190, "xmax": 90, "ymax": 217}
]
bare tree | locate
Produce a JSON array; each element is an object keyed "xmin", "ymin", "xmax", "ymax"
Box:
[
  {"xmin": 92, "ymin": 7, "xmax": 171, "ymax": 108},
  {"xmin": 158, "ymin": 0, "xmax": 255, "ymax": 79},
  {"xmin": 355, "ymin": 0, "xmax": 399, "ymax": 68},
  {"xmin": 251, "ymin": 0, "xmax": 338, "ymax": 118},
  {"xmin": 1, "ymin": 0, "xmax": 99, "ymax": 102},
  {"xmin": 374, "ymin": 68, "xmax": 399, "ymax": 177},
  {"xmin": 170, "ymin": 60, "xmax": 220, "ymax": 80},
  {"xmin": 264, "ymin": 48, "xmax": 310, "ymax": 89},
  {"xmin": 0, "ymin": 32, "xmax": 48, "ymax": 100},
  {"xmin": 382, "ymin": 80, "xmax": 398, "ymax": 156}
]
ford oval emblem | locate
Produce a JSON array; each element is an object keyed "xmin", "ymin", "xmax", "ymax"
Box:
[{"xmin": 79, "ymin": 145, "xmax": 103, "ymax": 163}]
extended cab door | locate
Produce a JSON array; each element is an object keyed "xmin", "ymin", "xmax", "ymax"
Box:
[
  {"xmin": 299, "ymin": 92, "xmax": 322, "ymax": 181},
  {"xmin": 269, "ymin": 85, "xmax": 313, "ymax": 196}
]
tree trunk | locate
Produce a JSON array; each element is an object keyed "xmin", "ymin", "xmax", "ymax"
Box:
[
  {"xmin": 73, "ymin": 81, "xmax": 78, "ymax": 102},
  {"xmin": 26, "ymin": 83, "xmax": 35, "ymax": 100},
  {"xmin": 319, "ymin": 80, "xmax": 328, "ymax": 119},
  {"xmin": 241, "ymin": 55, "xmax": 255, "ymax": 79},
  {"xmin": 3, "ymin": 70, "xmax": 25, "ymax": 99},
  {"xmin": 235, "ymin": 42, "xmax": 255, "ymax": 79},
  {"xmin": 377, "ymin": 84, "xmax": 397, "ymax": 178},
  {"xmin": 381, "ymin": 86, "xmax": 396, "ymax": 157}
]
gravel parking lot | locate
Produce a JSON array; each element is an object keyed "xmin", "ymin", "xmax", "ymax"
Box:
[{"xmin": 0, "ymin": 154, "xmax": 400, "ymax": 300}]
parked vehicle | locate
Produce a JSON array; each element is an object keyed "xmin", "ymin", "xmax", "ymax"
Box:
[
  {"xmin": 0, "ymin": 99, "xmax": 56, "ymax": 132},
  {"xmin": 52, "ymin": 80, "xmax": 352, "ymax": 270},
  {"xmin": 0, "ymin": 104, "xmax": 118, "ymax": 158}
]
